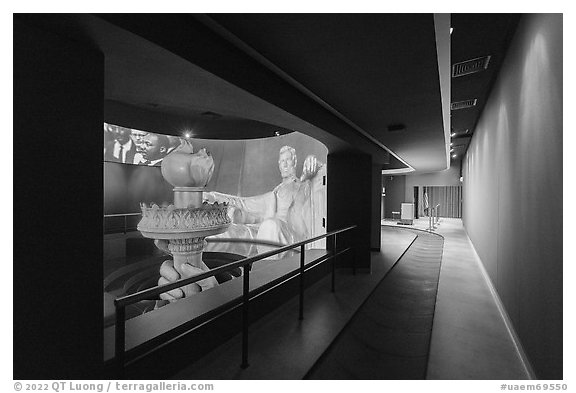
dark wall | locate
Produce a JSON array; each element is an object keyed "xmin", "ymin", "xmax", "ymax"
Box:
[
  {"xmin": 327, "ymin": 152, "xmax": 372, "ymax": 270},
  {"xmin": 104, "ymin": 163, "xmax": 173, "ymax": 214},
  {"xmin": 383, "ymin": 175, "xmax": 406, "ymax": 218},
  {"xmin": 371, "ymin": 165, "xmax": 382, "ymax": 250},
  {"xmin": 380, "ymin": 174, "xmax": 386, "ymax": 219},
  {"xmin": 14, "ymin": 19, "xmax": 104, "ymax": 378},
  {"xmin": 462, "ymin": 14, "xmax": 562, "ymax": 379}
]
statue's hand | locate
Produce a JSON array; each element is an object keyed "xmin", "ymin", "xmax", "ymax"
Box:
[
  {"xmin": 301, "ymin": 155, "xmax": 321, "ymax": 181},
  {"xmin": 158, "ymin": 260, "xmax": 202, "ymax": 301}
]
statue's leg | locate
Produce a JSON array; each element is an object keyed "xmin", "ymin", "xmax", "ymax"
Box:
[{"xmin": 256, "ymin": 219, "xmax": 293, "ymax": 257}]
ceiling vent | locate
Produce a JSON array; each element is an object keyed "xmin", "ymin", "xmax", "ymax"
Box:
[
  {"xmin": 451, "ymin": 99, "xmax": 477, "ymax": 111},
  {"xmin": 452, "ymin": 55, "xmax": 492, "ymax": 77}
]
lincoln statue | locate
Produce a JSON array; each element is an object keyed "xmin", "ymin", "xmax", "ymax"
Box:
[{"xmin": 156, "ymin": 145, "xmax": 323, "ymax": 300}]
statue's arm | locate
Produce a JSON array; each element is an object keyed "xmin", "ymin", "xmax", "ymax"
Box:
[
  {"xmin": 205, "ymin": 190, "xmax": 275, "ymax": 222},
  {"xmin": 205, "ymin": 190, "xmax": 242, "ymax": 207}
]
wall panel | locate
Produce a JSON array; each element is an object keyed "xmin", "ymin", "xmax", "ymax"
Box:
[
  {"xmin": 462, "ymin": 14, "xmax": 562, "ymax": 379},
  {"xmin": 14, "ymin": 19, "xmax": 104, "ymax": 379}
]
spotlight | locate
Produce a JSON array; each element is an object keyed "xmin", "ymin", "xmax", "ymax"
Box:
[
  {"xmin": 452, "ymin": 154, "xmax": 457, "ymax": 158},
  {"xmin": 451, "ymin": 132, "xmax": 456, "ymax": 137},
  {"xmin": 183, "ymin": 131, "xmax": 192, "ymax": 138},
  {"xmin": 450, "ymin": 142, "xmax": 453, "ymax": 146},
  {"xmin": 274, "ymin": 131, "xmax": 281, "ymax": 136},
  {"xmin": 450, "ymin": 27, "xmax": 454, "ymax": 35}
]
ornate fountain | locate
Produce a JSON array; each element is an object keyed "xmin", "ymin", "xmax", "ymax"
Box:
[{"xmin": 137, "ymin": 140, "xmax": 231, "ymax": 296}]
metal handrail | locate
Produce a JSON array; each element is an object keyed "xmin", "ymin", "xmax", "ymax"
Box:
[
  {"xmin": 428, "ymin": 204, "xmax": 441, "ymax": 231},
  {"xmin": 104, "ymin": 213, "xmax": 141, "ymax": 234},
  {"xmin": 104, "ymin": 213, "xmax": 141, "ymax": 218},
  {"xmin": 113, "ymin": 224, "xmax": 357, "ymax": 372}
]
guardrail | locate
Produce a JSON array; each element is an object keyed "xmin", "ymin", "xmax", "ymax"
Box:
[
  {"xmin": 428, "ymin": 204, "xmax": 440, "ymax": 231},
  {"xmin": 113, "ymin": 225, "xmax": 357, "ymax": 373},
  {"xmin": 104, "ymin": 213, "xmax": 141, "ymax": 234}
]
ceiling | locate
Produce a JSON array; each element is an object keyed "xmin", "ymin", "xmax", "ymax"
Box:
[
  {"xmin": 18, "ymin": 13, "xmax": 520, "ymax": 174},
  {"xmin": 204, "ymin": 14, "xmax": 449, "ymax": 172},
  {"xmin": 450, "ymin": 14, "xmax": 520, "ymax": 161}
]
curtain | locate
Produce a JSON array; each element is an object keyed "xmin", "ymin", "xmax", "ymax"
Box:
[{"xmin": 422, "ymin": 186, "xmax": 462, "ymax": 218}]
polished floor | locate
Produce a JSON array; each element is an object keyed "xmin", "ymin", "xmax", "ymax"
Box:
[
  {"xmin": 384, "ymin": 218, "xmax": 531, "ymax": 379},
  {"xmin": 172, "ymin": 227, "xmax": 416, "ymax": 379},
  {"xmin": 306, "ymin": 229, "xmax": 444, "ymax": 379},
  {"xmin": 172, "ymin": 218, "xmax": 530, "ymax": 379}
]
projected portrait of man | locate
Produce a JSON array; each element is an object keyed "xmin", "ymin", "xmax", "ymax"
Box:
[
  {"xmin": 130, "ymin": 129, "xmax": 149, "ymax": 165},
  {"xmin": 104, "ymin": 123, "xmax": 137, "ymax": 164},
  {"xmin": 141, "ymin": 133, "xmax": 170, "ymax": 166}
]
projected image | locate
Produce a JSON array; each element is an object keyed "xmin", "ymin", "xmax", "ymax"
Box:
[
  {"xmin": 103, "ymin": 122, "xmax": 183, "ymax": 165},
  {"xmin": 103, "ymin": 127, "xmax": 329, "ymax": 344}
]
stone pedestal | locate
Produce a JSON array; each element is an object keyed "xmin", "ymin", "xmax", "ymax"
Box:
[{"xmin": 136, "ymin": 143, "xmax": 230, "ymax": 298}]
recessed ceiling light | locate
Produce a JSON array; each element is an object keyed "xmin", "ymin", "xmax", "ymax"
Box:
[
  {"xmin": 183, "ymin": 131, "xmax": 192, "ymax": 138},
  {"xmin": 450, "ymin": 27, "xmax": 454, "ymax": 35},
  {"xmin": 274, "ymin": 131, "xmax": 281, "ymax": 136}
]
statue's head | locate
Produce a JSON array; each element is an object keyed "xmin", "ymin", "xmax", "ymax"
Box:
[{"xmin": 278, "ymin": 146, "xmax": 297, "ymax": 179}]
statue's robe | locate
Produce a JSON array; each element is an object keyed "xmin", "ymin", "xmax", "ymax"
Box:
[{"xmin": 206, "ymin": 177, "xmax": 313, "ymax": 256}]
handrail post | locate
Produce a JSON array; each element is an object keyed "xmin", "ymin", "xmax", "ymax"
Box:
[
  {"xmin": 240, "ymin": 266, "xmax": 250, "ymax": 369},
  {"xmin": 352, "ymin": 227, "xmax": 356, "ymax": 275},
  {"xmin": 110, "ymin": 225, "xmax": 357, "ymax": 372},
  {"xmin": 299, "ymin": 244, "xmax": 305, "ymax": 320},
  {"xmin": 115, "ymin": 304, "xmax": 126, "ymax": 377},
  {"xmin": 331, "ymin": 234, "xmax": 337, "ymax": 293}
]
